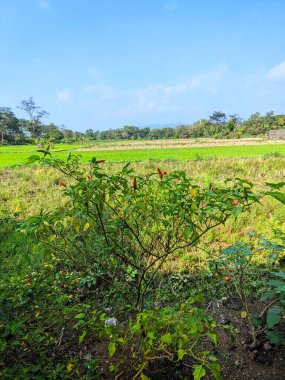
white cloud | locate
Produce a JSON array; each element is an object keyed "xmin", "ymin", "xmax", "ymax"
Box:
[
  {"xmin": 85, "ymin": 84, "xmax": 118, "ymax": 100},
  {"xmin": 134, "ymin": 64, "xmax": 227, "ymax": 113},
  {"xmin": 38, "ymin": 0, "xmax": 50, "ymax": 10},
  {"xmin": 111, "ymin": 65, "xmax": 227, "ymax": 123},
  {"xmin": 266, "ymin": 62, "xmax": 285, "ymax": 81},
  {"xmin": 56, "ymin": 90, "xmax": 73, "ymax": 101}
]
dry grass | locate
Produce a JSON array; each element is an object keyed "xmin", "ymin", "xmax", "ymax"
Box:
[{"xmin": 75, "ymin": 137, "xmax": 285, "ymax": 151}]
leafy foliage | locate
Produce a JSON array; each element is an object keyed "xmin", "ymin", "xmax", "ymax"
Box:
[
  {"xmin": 259, "ymin": 272, "xmax": 285, "ymax": 344},
  {"xmin": 105, "ymin": 300, "xmax": 222, "ymax": 379},
  {"xmin": 23, "ymin": 153, "xmax": 263, "ymax": 310},
  {"xmin": 1, "ymin": 149, "xmax": 285, "ymax": 378}
]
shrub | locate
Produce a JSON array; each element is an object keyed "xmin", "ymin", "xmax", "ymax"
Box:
[{"xmin": 24, "ymin": 153, "xmax": 262, "ymax": 310}]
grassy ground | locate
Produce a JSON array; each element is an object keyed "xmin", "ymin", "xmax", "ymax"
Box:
[
  {"xmin": 1, "ymin": 156, "xmax": 284, "ymax": 236},
  {"xmin": 1, "ymin": 155, "xmax": 284, "ymax": 276},
  {"xmin": 0, "ymin": 141, "xmax": 285, "ymax": 167}
]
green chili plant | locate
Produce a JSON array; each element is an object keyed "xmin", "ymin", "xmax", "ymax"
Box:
[{"xmin": 24, "ymin": 152, "xmax": 264, "ymax": 311}]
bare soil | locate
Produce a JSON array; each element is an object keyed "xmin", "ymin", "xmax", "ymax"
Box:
[{"xmin": 209, "ymin": 300, "xmax": 285, "ymax": 380}]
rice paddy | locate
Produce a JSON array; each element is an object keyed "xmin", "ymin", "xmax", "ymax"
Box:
[{"xmin": 0, "ymin": 140, "xmax": 284, "ymax": 168}]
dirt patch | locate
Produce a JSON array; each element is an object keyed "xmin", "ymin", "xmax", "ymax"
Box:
[{"xmin": 208, "ymin": 299, "xmax": 285, "ymax": 380}]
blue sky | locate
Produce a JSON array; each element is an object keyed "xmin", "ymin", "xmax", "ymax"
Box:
[{"xmin": 0, "ymin": 0, "xmax": 285, "ymax": 131}]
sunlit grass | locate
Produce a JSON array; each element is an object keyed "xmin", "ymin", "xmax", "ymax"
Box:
[
  {"xmin": 1, "ymin": 156, "xmax": 284, "ymax": 234},
  {"xmin": 0, "ymin": 143, "xmax": 285, "ymax": 168}
]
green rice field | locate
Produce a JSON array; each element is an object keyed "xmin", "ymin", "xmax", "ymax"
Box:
[{"xmin": 0, "ymin": 142, "xmax": 285, "ymax": 168}]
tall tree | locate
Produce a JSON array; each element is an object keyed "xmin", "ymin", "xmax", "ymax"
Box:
[
  {"xmin": 17, "ymin": 97, "xmax": 49, "ymax": 139},
  {"xmin": 209, "ymin": 111, "xmax": 227, "ymax": 125},
  {"xmin": 0, "ymin": 107, "xmax": 19, "ymax": 144}
]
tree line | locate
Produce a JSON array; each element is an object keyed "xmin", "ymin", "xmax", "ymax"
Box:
[{"xmin": 1, "ymin": 99, "xmax": 285, "ymax": 145}]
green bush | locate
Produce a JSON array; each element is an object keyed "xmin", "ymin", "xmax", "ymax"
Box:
[{"xmin": 24, "ymin": 153, "xmax": 262, "ymax": 310}]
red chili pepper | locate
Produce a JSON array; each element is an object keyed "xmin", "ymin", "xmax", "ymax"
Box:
[{"xmin": 157, "ymin": 168, "xmax": 163, "ymax": 180}]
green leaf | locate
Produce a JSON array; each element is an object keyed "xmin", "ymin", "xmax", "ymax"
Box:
[
  {"xmin": 267, "ymin": 311, "xmax": 281, "ymax": 329},
  {"xmin": 250, "ymin": 314, "xmax": 262, "ymax": 328},
  {"xmin": 108, "ymin": 341, "xmax": 116, "ymax": 357},
  {"xmin": 146, "ymin": 331, "xmax": 155, "ymax": 340},
  {"xmin": 26, "ymin": 155, "xmax": 40, "ymax": 163},
  {"xmin": 267, "ymin": 280, "xmax": 285, "ymax": 288},
  {"xmin": 207, "ymin": 332, "xmax": 217, "ymax": 346},
  {"xmin": 122, "ymin": 162, "xmax": 131, "ymax": 171},
  {"xmin": 193, "ymin": 364, "xmax": 206, "ymax": 380},
  {"xmin": 268, "ymin": 305, "xmax": 283, "ymax": 315},
  {"xmin": 79, "ymin": 330, "xmax": 87, "ymax": 344},
  {"xmin": 272, "ymin": 272, "xmax": 285, "ymax": 279},
  {"xmin": 267, "ymin": 331, "xmax": 285, "ymax": 344},
  {"xmin": 260, "ymin": 290, "xmax": 278, "ymax": 301},
  {"xmin": 266, "ymin": 182, "xmax": 285, "ymax": 190},
  {"xmin": 177, "ymin": 349, "xmax": 187, "ymax": 360},
  {"xmin": 207, "ymin": 363, "xmax": 222, "ymax": 380},
  {"xmin": 280, "ymin": 299, "xmax": 285, "ymax": 306},
  {"xmin": 75, "ymin": 313, "xmax": 86, "ymax": 319},
  {"xmin": 184, "ymin": 227, "xmax": 190, "ymax": 239},
  {"xmin": 160, "ymin": 333, "xmax": 172, "ymax": 344},
  {"xmin": 266, "ymin": 191, "xmax": 285, "ymax": 205},
  {"xmin": 37, "ymin": 149, "xmax": 51, "ymax": 156}
]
